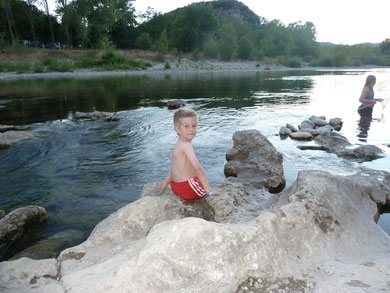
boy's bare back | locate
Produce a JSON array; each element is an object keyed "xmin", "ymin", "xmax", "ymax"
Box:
[{"xmin": 171, "ymin": 140, "xmax": 197, "ymax": 183}]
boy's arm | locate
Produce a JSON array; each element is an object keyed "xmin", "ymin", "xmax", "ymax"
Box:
[
  {"xmin": 182, "ymin": 143, "xmax": 212, "ymax": 194},
  {"xmin": 159, "ymin": 168, "xmax": 172, "ymax": 193}
]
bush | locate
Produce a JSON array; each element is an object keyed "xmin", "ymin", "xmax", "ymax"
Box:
[
  {"xmin": 136, "ymin": 33, "xmax": 152, "ymax": 50},
  {"xmin": 238, "ymin": 35, "xmax": 254, "ymax": 60},
  {"xmin": 57, "ymin": 61, "xmax": 74, "ymax": 72},
  {"xmin": 332, "ymin": 52, "xmax": 347, "ymax": 67},
  {"xmin": 33, "ymin": 62, "xmax": 45, "ymax": 73},
  {"xmin": 285, "ymin": 57, "xmax": 302, "ymax": 68},
  {"xmin": 318, "ymin": 56, "xmax": 333, "ymax": 67},
  {"xmin": 164, "ymin": 61, "xmax": 171, "ymax": 70},
  {"xmin": 75, "ymin": 56, "xmax": 99, "ymax": 68},
  {"xmin": 101, "ymin": 50, "xmax": 124, "ymax": 65},
  {"xmin": 42, "ymin": 57, "xmax": 59, "ymax": 71},
  {"xmin": 203, "ymin": 38, "xmax": 219, "ymax": 59},
  {"xmin": 99, "ymin": 36, "xmax": 116, "ymax": 50},
  {"xmin": 276, "ymin": 55, "xmax": 286, "ymax": 65},
  {"xmin": 0, "ymin": 61, "xmax": 14, "ymax": 72},
  {"xmin": 16, "ymin": 61, "xmax": 32, "ymax": 74}
]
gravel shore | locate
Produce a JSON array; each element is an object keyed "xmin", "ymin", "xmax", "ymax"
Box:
[{"xmin": 0, "ymin": 59, "xmax": 325, "ymax": 81}]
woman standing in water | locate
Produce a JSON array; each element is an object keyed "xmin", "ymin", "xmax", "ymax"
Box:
[
  {"xmin": 357, "ymin": 75, "xmax": 384, "ymax": 141},
  {"xmin": 358, "ymin": 75, "xmax": 383, "ymax": 116}
]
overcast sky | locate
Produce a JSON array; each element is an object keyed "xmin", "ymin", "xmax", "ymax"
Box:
[{"xmin": 133, "ymin": 0, "xmax": 390, "ymax": 45}]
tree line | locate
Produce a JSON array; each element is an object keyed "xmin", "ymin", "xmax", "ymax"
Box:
[{"xmin": 1, "ymin": 0, "xmax": 390, "ymax": 67}]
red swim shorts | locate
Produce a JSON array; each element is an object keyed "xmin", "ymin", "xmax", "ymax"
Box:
[{"xmin": 170, "ymin": 176, "xmax": 206, "ymax": 200}]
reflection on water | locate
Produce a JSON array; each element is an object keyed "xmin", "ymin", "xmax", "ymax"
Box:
[
  {"xmin": 357, "ymin": 113, "xmax": 372, "ymax": 142},
  {"xmin": 1, "ymin": 69, "xmax": 390, "ymax": 260}
]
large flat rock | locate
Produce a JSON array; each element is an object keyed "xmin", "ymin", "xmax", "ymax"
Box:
[{"xmin": 1, "ymin": 170, "xmax": 389, "ymax": 292}]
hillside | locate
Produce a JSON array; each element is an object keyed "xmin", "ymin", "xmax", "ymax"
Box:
[{"xmin": 169, "ymin": 0, "xmax": 261, "ymax": 25}]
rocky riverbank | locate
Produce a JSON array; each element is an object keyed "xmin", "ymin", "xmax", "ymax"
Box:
[
  {"xmin": 1, "ymin": 129, "xmax": 389, "ymax": 292},
  {"xmin": 0, "ymin": 58, "xmax": 347, "ymax": 81}
]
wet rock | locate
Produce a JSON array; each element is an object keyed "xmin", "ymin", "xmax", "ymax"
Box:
[
  {"xmin": 0, "ymin": 210, "xmax": 5, "ymax": 219},
  {"xmin": 0, "ymin": 125, "xmax": 17, "ymax": 133},
  {"xmin": 312, "ymin": 132, "xmax": 384, "ymax": 161},
  {"xmin": 224, "ymin": 130, "xmax": 285, "ymax": 192},
  {"xmin": 286, "ymin": 123, "xmax": 298, "ymax": 132},
  {"xmin": 333, "ymin": 124, "xmax": 342, "ymax": 131},
  {"xmin": 11, "ymin": 229, "xmax": 85, "ymax": 260},
  {"xmin": 297, "ymin": 145, "xmax": 328, "ymax": 151},
  {"xmin": 314, "ymin": 132, "xmax": 350, "ymax": 150},
  {"xmin": 2, "ymin": 170, "xmax": 390, "ymax": 292},
  {"xmin": 337, "ymin": 145, "xmax": 384, "ymax": 160},
  {"xmin": 289, "ymin": 131, "xmax": 313, "ymax": 140},
  {"xmin": 73, "ymin": 111, "xmax": 121, "ymax": 122},
  {"xmin": 300, "ymin": 128, "xmax": 321, "ymax": 136},
  {"xmin": 167, "ymin": 100, "xmax": 185, "ymax": 109},
  {"xmin": 279, "ymin": 126, "xmax": 291, "ymax": 136},
  {"xmin": 0, "ymin": 206, "xmax": 48, "ymax": 259},
  {"xmin": 316, "ymin": 124, "xmax": 333, "ymax": 134},
  {"xmin": 329, "ymin": 117, "xmax": 343, "ymax": 128},
  {"xmin": 0, "ymin": 130, "xmax": 33, "ymax": 149},
  {"xmin": 299, "ymin": 120, "xmax": 315, "ymax": 130},
  {"xmin": 309, "ymin": 116, "xmax": 328, "ymax": 127}
]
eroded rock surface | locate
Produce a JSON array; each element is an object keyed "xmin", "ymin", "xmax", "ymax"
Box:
[
  {"xmin": 224, "ymin": 130, "xmax": 285, "ymax": 192},
  {"xmin": 1, "ymin": 170, "xmax": 389, "ymax": 292}
]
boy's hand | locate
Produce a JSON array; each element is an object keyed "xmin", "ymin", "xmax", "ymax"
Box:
[
  {"xmin": 159, "ymin": 181, "xmax": 168, "ymax": 194},
  {"xmin": 211, "ymin": 188, "xmax": 222, "ymax": 196}
]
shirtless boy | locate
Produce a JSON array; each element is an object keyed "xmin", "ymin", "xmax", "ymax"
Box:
[{"xmin": 159, "ymin": 108, "xmax": 221, "ymax": 200}]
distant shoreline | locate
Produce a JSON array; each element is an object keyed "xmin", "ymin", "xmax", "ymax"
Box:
[{"xmin": 0, "ymin": 59, "xmax": 381, "ymax": 81}]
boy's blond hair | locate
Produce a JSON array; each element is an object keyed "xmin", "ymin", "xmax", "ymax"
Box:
[{"xmin": 173, "ymin": 108, "xmax": 198, "ymax": 126}]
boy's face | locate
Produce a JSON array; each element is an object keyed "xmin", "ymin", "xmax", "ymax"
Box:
[{"xmin": 174, "ymin": 116, "xmax": 198, "ymax": 142}]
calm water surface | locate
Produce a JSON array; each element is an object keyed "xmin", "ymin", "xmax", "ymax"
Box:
[{"xmin": 1, "ymin": 69, "xmax": 390, "ymax": 260}]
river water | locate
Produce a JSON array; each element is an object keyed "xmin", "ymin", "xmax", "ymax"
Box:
[{"xmin": 1, "ymin": 68, "xmax": 389, "ymax": 260}]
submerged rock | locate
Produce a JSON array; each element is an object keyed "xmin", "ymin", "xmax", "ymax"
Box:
[
  {"xmin": 0, "ymin": 206, "xmax": 48, "ymax": 259},
  {"xmin": 289, "ymin": 131, "xmax": 313, "ymax": 140},
  {"xmin": 224, "ymin": 130, "xmax": 285, "ymax": 192},
  {"xmin": 10, "ymin": 229, "xmax": 85, "ymax": 260},
  {"xmin": 314, "ymin": 132, "xmax": 384, "ymax": 161},
  {"xmin": 1, "ymin": 170, "xmax": 390, "ymax": 292},
  {"xmin": 0, "ymin": 125, "xmax": 17, "ymax": 133},
  {"xmin": 279, "ymin": 126, "xmax": 291, "ymax": 136},
  {"xmin": 0, "ymin": 130, "xmax": 33, "ymax": 149},
  {"xmin": 73, "ymin": 111, "xmax": 121, "ymax": 122},
  {"xmin": 167, "ymin": 100, "xmax": 185, "ymax": 109},
  {"xmin": 280, "ymin": 116, "xmax": 343, "ymax": 140},
  {"xmin": 286, "ymin": 123, "xmax": 298, "ymax": 132}
]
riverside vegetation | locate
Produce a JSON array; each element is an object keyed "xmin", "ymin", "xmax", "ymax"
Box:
[{"xmin": 1, "ymin": 0, "xmax": 390, "ymax": 74}]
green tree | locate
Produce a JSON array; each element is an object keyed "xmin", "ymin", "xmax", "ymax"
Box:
[
  {"xmin": 136, "ymin": 32, "xmax": 152, "ymax": 50},
  {"xmin": 24, "ymin": 0, "xmax": 37, "ymax": 43},
  {"xmin": 217, "ymin": 23, "xmax": 238, "ymax": 60},
  {"xmin": 157, "ymin": 27, "xmax": 168, "ymax": 55},
  {"xmin": 238, "ymin": 34, "xmax": 254, "ymax": 60},
  {"xmin": 41, "ymin": 0, "xmax": 55, "ymax": 43},
  {"xmin": 171, "ymin": 3, "xmax": 217, "ymax": 52},
  {"xmin": 380, "ymin": 38, "xmax": 390, "ymax": 55},
  {"xmin": 288, "ymin": 21, "xmax": 318, "ymax": 58},
  {"xmin": 258, "ymin": 20, "xmax": 291, "ymax": 57},
  {"xmin": 73, "ymin": 0, "xmax": 135, "ymax": 48},
  {"xmin": 203, "ymin": 36, "xmax": 219, "ymax": 58}
]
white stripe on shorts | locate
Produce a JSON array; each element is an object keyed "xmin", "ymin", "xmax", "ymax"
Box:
[{"xmin": 189, "ymin": 178, "xmax": 205, "ymax": 197}]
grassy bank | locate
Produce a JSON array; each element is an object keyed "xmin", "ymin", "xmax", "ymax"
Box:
[{"xmin": 0, "ymin": 48, "xmax": 153, "ymax": 74}]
